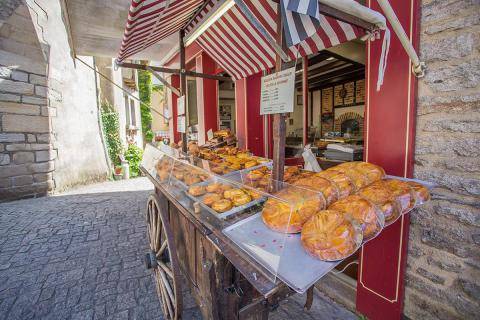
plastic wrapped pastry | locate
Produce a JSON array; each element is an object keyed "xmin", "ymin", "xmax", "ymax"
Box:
[
  {"xmin": 354, "ymin": 162, "xmax": 386, "ymax": 185},
  {"xmin": 326, "ymin": 167, "xmax": 369, "ymax": 191},
  {"xmin": 301, "ymin": 210, "xmax": 362, "ymax": 261},
  {"xmin": 292, "ymin": 176, "xmax": 339, "ymax": 207},
  {"xmin": 407, "ymin": 181, "xmax": 431, "ymax": 205},
  {"xmin": 262, "ymin": 187, "xmax": 325, "ymax": 233},
  {"xmin": 357, "ymin": 180, "xmax": 402, "ymax": 225},
  {"xmin": 328, "ymin": 195, "xmax": 384, "ymax": 241},
  {"xmin": 315, "ymin": 170, "xmax": 354, "ymax": 199},
  {"xmin": 383, "ymin": 179, "xmax": 416, "ymax": 213}
]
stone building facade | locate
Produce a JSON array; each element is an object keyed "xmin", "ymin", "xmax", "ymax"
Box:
[
  {"xmin": 0, "ymin": 1, "xmax": 109, "ymax": 201},
  {"xmin": 405, "ymin": 0, "xmax": 479, "ymax": 318}
]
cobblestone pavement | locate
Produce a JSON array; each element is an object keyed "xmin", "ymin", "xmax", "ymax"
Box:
[{"xmin": 0, "ymin": 178, "xmax": 356, "ymax": 320}]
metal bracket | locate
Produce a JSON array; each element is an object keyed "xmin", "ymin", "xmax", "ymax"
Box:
[
  {"xmin": 144, "ymin": 251, "xmax": 158, "ymax": 269},
  {"xmin": 412, "ymin": 61, "xmax": 426, "ymax": 78}
]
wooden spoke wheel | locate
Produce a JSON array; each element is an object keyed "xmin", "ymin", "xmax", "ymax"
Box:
[{"xmin": 146, "ymin": 194, "xmax": 182, "ymax": 320}]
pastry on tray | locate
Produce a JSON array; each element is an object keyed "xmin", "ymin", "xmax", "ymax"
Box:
[
  {"xmin": 383, "ymin": 179, "xmax": 416, "ymax": 213},
  {"xmin": 301, "ymin": 210, "xmax": 362, "ymax": 261},
  {"xmin": 184, "ymin": 175, "xmax": 201, "ymax": 186},
  {"xmin": 407, "ymin": 181, "xmax": 431, "ymax": 204},
  {"xmin": 206, "ymin": 182, "xmax": 223, "ymax": 193},
  {"xmin": 203, "ymin": 193, "xmax": 223, "ymax": 207},
  {"xmin": 292, "ymin": 176, "xmax": 338, "ymax": 207},
  {"xmin": 232, "ymin": 193, "xmax": 252, "ymax": 206},
  {"xmin": 188, "ymin": 185, "xmax": 206, "ymax": 197},
  {"xmin": 328, "ymin": 195, "xmax": 383, "ymax": 241},
  {"xmin": 261, "ymin": 187, "xmax": 324, "ymax": 233},
  {"xmin": 244, "ymin": 160, "xmax": 258, "ymax": 168},
  {"xmin": 212, "ymin": 199, "xmax": 233, "ymax": 213},
  {"xmin": 327, "ymin": 167, "xmax": 369, "ymax": 191},
  {"xmin": 357, "ymin": 180, "xmax": 402, "ymax": 224},
  {"xmin": 355, "ymin": 162, "xmax": 386, "ymax": 185},
  {"xmin": 223, "ymin": 188, "xmax": 246, "ymax": 200},
  {"xmin": 315, "ymin": 170, "xmax": 354, "ymax": 199}
]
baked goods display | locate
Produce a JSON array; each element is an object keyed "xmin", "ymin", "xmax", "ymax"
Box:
[
  {"xmin": 170, "ymin": 164, "xmax": 210, "ymax": 186},
  {"xmin": 301, "ymin": 210, "xmax": 362, "ymax": 261},
  {"xmin": 407, "ymin": 181, "xmax": 431, "ymax": 204},
  {"xmin": 197, "ymin": 147, "xmax": 269, "ymax": 176},
  {"xmin": 261, "ymin": 187, "xmax": 325, "ymax": 233},
  {"xmin": 328, "ymin": 195, "xmax": 383, "ymax": 241},
  {"xmin": 325, "ymin": 162, "xmax": 385, "ymax": 191},
  {"xmin": 155, "ymin": 157, "xmax": 174, "ymax": 182},
  {"xmin": 203, "ymin": 193, "xmax": 223, "ymax": 206},
  {"xmin": 357, "ymin": 180, "xmax": 402, "ymax": 225}
]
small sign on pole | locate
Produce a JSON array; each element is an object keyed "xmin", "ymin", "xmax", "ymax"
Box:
[
  {"xmin": 260, "ymin": 67, "xmax": 296, "ymax": 115},
  {"xmin": 178, "ymin": 95, "xmax": 186, "ymax": 115},
  {"xmin": 177, "ymin": 115, "xmax": 186, "ymax": 133}
]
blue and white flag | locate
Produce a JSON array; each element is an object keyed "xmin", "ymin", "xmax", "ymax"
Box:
[{"xmin": 281, "ymin": 0, "xmax": 321, "ymax": 47}]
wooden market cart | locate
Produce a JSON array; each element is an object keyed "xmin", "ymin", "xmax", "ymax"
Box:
[{"xmin": 141, "ymin": 165, "xmax": 308, "ymax": 320}]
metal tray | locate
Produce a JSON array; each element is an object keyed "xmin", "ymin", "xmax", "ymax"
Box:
[{"xmin": 184, "ymin": 180, "xmax": 266, "ymax": 219}]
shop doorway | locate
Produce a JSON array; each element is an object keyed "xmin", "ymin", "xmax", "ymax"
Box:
[{"xmin": 218, "ymin": 74, "xmax": 236, "ymax": 134}]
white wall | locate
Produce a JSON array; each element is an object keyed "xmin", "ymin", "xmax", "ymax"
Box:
[{"xmin": 27, "ymin": 0, "xmax": 109, "ymax": 191}]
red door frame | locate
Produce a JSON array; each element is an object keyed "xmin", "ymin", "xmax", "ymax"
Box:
[{"xmin": 356, "ymin": 0, "xmax": 420, "ymax": 319}]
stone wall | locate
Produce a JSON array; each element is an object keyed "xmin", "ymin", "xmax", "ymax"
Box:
[
  {"xmin": 405, "ymin": 0, "xmax": 480, "ymax": 319},
  {"xmin": 0, "ymin": 3, "xmax": 52, "ymax": 201},
  {"xmin": 0, "ymin": 1, "xmax": 109, "ymax": 201}
]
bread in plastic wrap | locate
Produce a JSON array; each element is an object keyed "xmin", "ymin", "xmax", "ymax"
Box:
[
  {"xmin": 292, "ymin": 176, "xmax": 339, "ymax": 207},
  {"xmin": 262, "ymin": 186, "xmax": 325, "ymax": 233},
  {"xmin": 315, "ymin": 170, "xmax": 355, "ymax": 199},
  {"xmin": 301, "ymin": 210, "xmax": 362, "ymax": 261},
  {"xmin": 407, "ymin": 181, "xmax": 431, "ymax": 205},
  {"xmin": 328, "ymin": 195, "xmax": 384, "ymax": 241},
  {"xmin": 357, "ymin": 180, "xmax": 402, "ymax": 225},
  {"xmin": 383, "ymin": 179, "xmax": 416, "ymax": 213}
]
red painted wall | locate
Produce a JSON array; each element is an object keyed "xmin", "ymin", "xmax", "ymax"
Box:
[
  {"xmin": 196, "ymin": 52, "xmax": 219, "ymax": 144},
  {"xmin": 245, "ymin": 73, "xmax": 264, "ymax": 156},
  {"xmin": 356, "ymin": 0, "xmax": 420, "ymax": 319}
]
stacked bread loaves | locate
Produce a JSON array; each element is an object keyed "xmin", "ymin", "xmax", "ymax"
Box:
[{"xmin": 261, "ymin": 161, "xmax": 430, "ymax": 261}]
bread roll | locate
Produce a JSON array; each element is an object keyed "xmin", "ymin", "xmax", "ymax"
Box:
[
  {"xmin": 203, "ymin": 193, "xmax": 223, "ymax": 207},
  {"xmin": 383, "ymin": 179, "xmax": 416, "ymax": 213},
  {"xmin": 354, "ymin": 162, "xmax": 385, "ymax": 185},
  {"xmin": 212, "ymin": 199, "xmax": 232, "ymax": 213},
  {"xmin": 292, "ymin": 176, "xmax": 338, "ymax": 207},
  {"xmin": 407, "ymin": 181, "xmax": 431, "ymax": 204},
  {"xmin": 188, "ymin": 185, "xmax": 206, "ymax": 197},
  {"xmin": 315, "ymin": 170, "xmax": 354, "ymax": 199},
  {"xmin": 301, "ymin": 210, "xmax": 361, "ymax": 261},
  {"xmin": 328, "ymin": 195, "xmax": 382, "ymax": 240},
  {"xmin": 357, "ymin": 181, "xmax": 402, "ymax": 224},
  {"xmin": 262, "ymin": 187, "xmax": 324, "ymax": 233}
]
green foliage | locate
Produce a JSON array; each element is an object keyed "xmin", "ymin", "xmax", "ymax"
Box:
[
  {"xmin": 124, "ymin": 144, "xmax": 143, "ymax": 177},
  {"xmin": 101, "ymin": 102, "xmax": 123, "ymax": 167},
  {"xmin": 138, "ymin": 70, "xmax": 154, "ymax": 143}
]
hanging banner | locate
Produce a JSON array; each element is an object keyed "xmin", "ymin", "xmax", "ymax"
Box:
[
  {"xmin": 260, "ymin": 67, "xmax": 295, "ymax": 115},
  {"xmin": 177, "ymin": 115, "xmax": 186, "ymax": 133},
  {"xmin": 177, "ymin": 95, "xmax": 186, "ymax": 115}
]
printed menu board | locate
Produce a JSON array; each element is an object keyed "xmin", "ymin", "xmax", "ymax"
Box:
[
  {"xmin": 356, "ymin": 79, "xmax": 365, "ymax": 103},
  {"xmin": 321, "ymin": 87, "xmax": 333, "ymax": 113},
  {"xmin": 260, "ymin": 67, "xmax": 296, "ymax": 115},
  {"xmin": 344, "ymin": 82, "xmax": 355, "ymax": 105},
  {"xmin": 334, "ymin": 85, "xmax": 344, "ymax": 107}
]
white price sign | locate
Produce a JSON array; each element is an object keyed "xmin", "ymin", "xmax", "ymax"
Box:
[
  {"xmin": 177, "ymin": 115, "xmax": 186, "ymax": 133},
  {"xmin": 260, "ymin": 67, "xmax": 295, "ymax": 115},
  {"xmin": 177, "ymin": 95, "xmax": 185, "ymax": 115}
]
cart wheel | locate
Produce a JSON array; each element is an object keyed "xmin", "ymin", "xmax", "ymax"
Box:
[{"xmin": 146, "ymin": 194, "xmax": 182, "ymax": 320}]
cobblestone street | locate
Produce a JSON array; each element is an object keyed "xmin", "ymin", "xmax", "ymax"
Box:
[{"xmin": 0, "ymin": 178, "xmax": 356, "ymax": 320}]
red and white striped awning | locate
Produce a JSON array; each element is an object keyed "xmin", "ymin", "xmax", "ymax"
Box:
[
  {"xmin": 186, "ymin": 0, "xmax": 364, "ymax": 79},
  {"xmin": 117, "ymin": 0, "xmax": 205, "ymax": 62},
  {"xmin": 117, "ymin": 0, "xmax": 365, "ymax": 80}
]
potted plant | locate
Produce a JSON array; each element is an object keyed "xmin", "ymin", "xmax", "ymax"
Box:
[{"xmin": 113, "ymin": 166, "xmax": 123, "ymax": 180}]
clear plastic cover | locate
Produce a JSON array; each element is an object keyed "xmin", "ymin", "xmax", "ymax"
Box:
[{"xmin": 141, "ymin": 144, "xmax": 433, "ymax": 293}]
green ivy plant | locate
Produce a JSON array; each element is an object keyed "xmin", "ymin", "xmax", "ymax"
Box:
[
  {"xmin": 138, "ymin": 69, "xmax": 154, "ymax": 144},
  {"xmin": 124, "ymin": 144, "xmax": 143, "ymax": 177},
  {"xmin": 101, "ymin": 102, "xmax": 123, "ymax": 167}
]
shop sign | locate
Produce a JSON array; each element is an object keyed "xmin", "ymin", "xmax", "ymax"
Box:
[
  {"xmin": 260, "ymin": 67, "xmax": 295, "ymax": 115},
  {"xmin": 177, "ymin": 115, "xmax": 186, "ymax": 133},
  {"xmin": 178, "ymin": 95, "xmax": 186, "ymax": 115}
]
